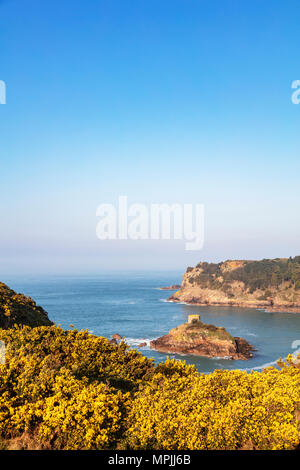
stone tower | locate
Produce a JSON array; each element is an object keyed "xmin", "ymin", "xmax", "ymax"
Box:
[{"xmin": 188, "ymin": 314, "xmax": 201, "ymax": 323}]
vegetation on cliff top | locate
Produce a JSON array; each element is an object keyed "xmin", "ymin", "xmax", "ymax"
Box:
[
  {"xmin": 0, "ymin": 283, "xmax": 53, "ymax": 329},
  {"xmin": 0, "ymin": 325, "xmax": 299, "ymax": 450},
  {"xmin": 188, "ymin": 257, "xmax": 300, "ymax": 291},
  {"xmin": 170, "ymin": 319, "xmax": 235, "ymax": 343}
]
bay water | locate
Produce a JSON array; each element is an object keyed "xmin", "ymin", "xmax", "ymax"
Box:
[{"xmin": 4, "ymin": 272, "xmax": 300, "ymax": 373}]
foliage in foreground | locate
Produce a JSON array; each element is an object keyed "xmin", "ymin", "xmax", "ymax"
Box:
[
  {"xmin": 0, "ymin": 283, "xmax": 53, "ymax": 329},
  {"xmin": 0, "ymin": 325, "xmax": 299, "ymax": 450}
]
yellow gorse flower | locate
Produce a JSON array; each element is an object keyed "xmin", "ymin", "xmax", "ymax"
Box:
[{"xmin": 0, "ymin": 326, "xmax": 299, "ymax": 450}]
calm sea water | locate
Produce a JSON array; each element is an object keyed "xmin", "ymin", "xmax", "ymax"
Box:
[{"xmin": 4, "ymin": 272, "xmax": 300, "ymax": 373}]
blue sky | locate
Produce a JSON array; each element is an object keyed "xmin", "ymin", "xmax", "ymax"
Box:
[{"xmin": 1, "ymin": 0, "xmax": 300, "ymax": 275}]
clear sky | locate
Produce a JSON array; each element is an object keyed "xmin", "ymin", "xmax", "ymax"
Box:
[{"xmin": 0, "ymin": 0, "xmax": 300, "ymax": 275}]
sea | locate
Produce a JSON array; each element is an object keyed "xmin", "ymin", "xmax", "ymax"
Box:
[{"xmin": 4, "ymin": 271, "xmax": 300, "ymax": 374}]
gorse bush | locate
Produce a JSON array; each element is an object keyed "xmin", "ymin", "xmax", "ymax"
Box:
[
  {"xmin": 0, "ymin": 325, "xmax": 154, "ymax": 449},
  {"xmin": 0, "ymin": 325, "xmax": 299, "ymax": 450},
  {"xmin": 127, "ymin": 360, "xmax": 300, "ymax": 450},
  {"xmin": 0, "ymin": 283, "xmax": 53, "ymax": 329}
]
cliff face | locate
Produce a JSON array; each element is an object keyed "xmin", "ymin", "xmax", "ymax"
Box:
[
  {"xmin": 0, "ymin": 282, "xmax": 53, "ymax": 329},
  {"xmin": 169, "ymin": 257, "xmax": 300, "ymax": 311},
  {"xmin": 150, "ymin": 318, "xmax": 253, "ymax": 360}
]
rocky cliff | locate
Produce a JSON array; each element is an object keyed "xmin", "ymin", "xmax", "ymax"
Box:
[
  {"xmin": 0, "ymin": 282, "xmax": 53, "ymax": 329},
  {"xmin": 168, "ymin": 257, "xmax": 300, "ymax": 311},
  {"xmin": 150, "ymin": 317, "xmax": 253, "ymax": 360}
]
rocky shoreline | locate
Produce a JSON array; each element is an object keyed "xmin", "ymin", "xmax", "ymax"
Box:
[
  {"xmin": 166, "ymin": 257, "xmax": 300, "ymax": 314},
  {"xmin": 167, "ymin": 295, "xmax": 300, "ymax": 313}
]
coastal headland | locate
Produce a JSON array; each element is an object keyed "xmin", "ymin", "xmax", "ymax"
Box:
[{"xmin": 168, "ymin": 257, "xmax": 300, "ymax": 313}]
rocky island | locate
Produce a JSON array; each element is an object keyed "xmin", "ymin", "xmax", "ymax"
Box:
[
  {"xmin": 150, "ymin": 314, "xmax": 254, "ymax": 360},
  {"xmin": 168, "ymin": 256, "xmax": 300, "ymax": 312}
]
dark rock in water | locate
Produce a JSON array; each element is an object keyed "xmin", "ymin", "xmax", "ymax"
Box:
[
  {"xmin": 150, "ymin": 317, "xmax": 254, "ymax": 360},
  {"xmin": 112, "ymin": 333, "xmax": 122, "ymax": 341},
  {"xmin": 0, "ymin": 282, "xmax": 53, "ymax": 329},
  {"xmin": 137, "ymin": 342, "xmax": 147, "ymax": 348},
  {"xmin": 160, "ymin": 285, "xmax": 181, "ymax": 290},
  {"xmin": 234, "ymin": 337, "xmax": 254, "ymax": 359}
]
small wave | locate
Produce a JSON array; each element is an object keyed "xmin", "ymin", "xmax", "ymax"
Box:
[
  {"xmin": 143, "ymin": 287, "xmax": 169, "ymax": 290},
  {"xmin": 209, "ymin": 356, "xmax": 233, "ymax": 360},
  {"xmin": 102, "ymin": 299, "xmax": 138, "ymax": 305},
  {"xmin": 241, "ymin": 359, "xmax": 279, "ymax": 372},
  {"xmin": 225, "ymin": 327, "xmax": 258, "ymax": 337},
  {"xmin": 159, "ymin": 298, "xmax": 188, "ymax": 306},
  {"xmin": 167, "ymin": 300, "xmax": 190, "ymax": 305},
  {"xmin": 123, "ymin": 337, "xmax": 154, "ymax": 349}
]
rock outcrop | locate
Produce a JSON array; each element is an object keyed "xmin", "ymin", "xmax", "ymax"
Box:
[
  {"xmin": 112, "ymin": 333, "xmax": 122, "ymax": 341},
  {"xmin": 0, "ymin": 282, "xmax": 53, "ymax": 329},
  {"xmin": 150, "ymin": 317, "xmax": 254, "ymax": 360},
  {"xmin": 168, "ymin": 257, "xmax": 300, "ymax": 312},
  {"xmin": 160, "ymin": 285, "xmax": 181, "ymax": 290}
]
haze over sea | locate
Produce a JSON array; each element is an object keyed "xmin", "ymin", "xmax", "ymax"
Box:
[{"xmin": 4, "ymin": 272, "xmax": 300, "ymax": 374}]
